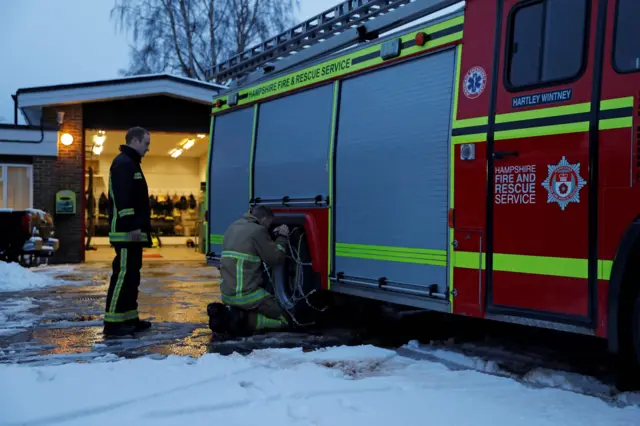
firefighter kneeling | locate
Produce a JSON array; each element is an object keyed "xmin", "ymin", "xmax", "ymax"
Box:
[{"xmin": 207, "ymin": 206, "xmax": 292, "ymax": 335}]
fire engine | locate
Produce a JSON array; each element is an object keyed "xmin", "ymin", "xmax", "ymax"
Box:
[{"xmin": 205, "ymin": 0, "xmax": 640, "ymax": 368}]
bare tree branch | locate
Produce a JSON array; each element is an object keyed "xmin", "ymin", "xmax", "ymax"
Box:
[{"xmin": 110, "ymin": 0, "xmax": 300, "ymax": 81}]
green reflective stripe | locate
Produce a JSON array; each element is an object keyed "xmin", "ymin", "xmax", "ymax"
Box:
[
  {"xmin": 599, "ymin": 260, "xmax": 613, "ymax": 281},
  {"xmin": 212, "ymin": 15, "xmax": 464, "ymax": 113},
  {"xmin": 495, "ymin": 102, "xmax": 590, "ymax": 124},
  {"xmin": 494, "ymin": 253, "xmax": 587, "ymax": 279},
  {"xmin": 109, "ymin": 248, "xmax": 128, "ymax": 314},
  {"xmin": 210, "ymin": 234, "xmax": 224, "ymax": 245},
  {"xmin": 277, "ymin": 244, "xmax": 285, "ymax": 252},
  {"xmin": 205, "ymin": 116, "xmax": 215, "ymax": 255},
  {"xmin": 104, "ymin": 310, "xmax": 139, "ymax": 322},
  {"xmin": 109, "ymin": 232, "xmax": 149, "ymax": 242},
  {"xmin": 336, "ymin": 243, "xmax": 447, "ymax": 266},
  {"xmin": 235, "ymin": 258, "xmax": 244, "ymax": 297},
  {"xmin": 599, "ymin": 117, "xmax": 633, "ymax": 130},
  {"xmin": 600, "ymin": 96, "xmax": 634, "ymax": 110},
  {"xmin": 452, "ymin": 133, "xmax": 487, "ymax": 144},
  {"xmin": 221, "ymin": 288, "xmax": 270, "ymax": 305},
  {"xmin": 118, "ymin": 208, "xmax": 135, "ymax": 217},
  {"xmin": 221, "ymin": 250, "xmax": 261, "ymax": 262},
  {"xmin": 453, "ymin": 116, "xmax": 489, "ymax": 129},
  {"xmin": 255, "ymin": 314, "xmax": 286, "ymax": 329},
  {"xmin": 495, "ymin": 122, "xmax": 590, "ymax": 140},
  {"xmin": 133, "ymin": 172, "xmax": 143, "ymax": 180},
  {"xmin": 453, "ymin": 251, "xmax": 614, "ymax": 280},
  {"xmin": 328, "ymin": 80, "xmax": 340, "ymax": 285}
]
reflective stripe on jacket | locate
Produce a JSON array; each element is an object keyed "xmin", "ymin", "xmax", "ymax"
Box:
[{"xmin": 219, "ymin": 213, "xmax": 287, "ymax": 307}]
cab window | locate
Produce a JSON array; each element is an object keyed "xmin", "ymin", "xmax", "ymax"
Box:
[
  {"xmin": 613, "ymin": 0, "xmax": 640, "ymax": 73},
  {"xmin": 505, "ymin": 0, "xmax": 589, "ymax": 90}
]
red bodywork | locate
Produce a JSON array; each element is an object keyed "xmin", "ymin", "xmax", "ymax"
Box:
[{"xmin": 216, "ymin": 0, "xmax": 639, "ymax": 343}]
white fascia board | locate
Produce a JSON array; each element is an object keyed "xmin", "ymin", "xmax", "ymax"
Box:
[
  {"xmin": 0, "ymin": 127, "xmax": 58, "ymax": 156},
  {"xmin": 18, "ymin": 79, "xmax": 220, "ymax": 110}
]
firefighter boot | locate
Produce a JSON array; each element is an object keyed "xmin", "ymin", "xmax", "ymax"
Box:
[
  {"xmin": 225, "ymin": 305, "xmax": 251, "ymax": 337},
  {"xmin": 207, "ymin": 302, "xmax": 228, "ymax": 333}
]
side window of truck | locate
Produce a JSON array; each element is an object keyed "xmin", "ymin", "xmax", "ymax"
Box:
[
  {"xmin": 613, "ymin": 0, "xmax": 640, "ymax": 73},
  {"xmin": 505, "ymin": 0, "xmax": 589, "ymax": 90}
]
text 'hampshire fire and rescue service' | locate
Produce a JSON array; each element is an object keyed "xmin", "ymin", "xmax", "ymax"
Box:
[{"xmin": 495, "ymin": 165, "xmax": 537, "ymax": 204}]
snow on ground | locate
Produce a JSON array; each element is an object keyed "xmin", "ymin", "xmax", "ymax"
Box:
[
  {"xmin": 1, "ymin": 345, "xmax": 639, "ymax": 426},
  {"xmin": 0, "ymin": 262, "xmax": 70, "ymax": 292},
  {"xmin": 0, "ymin": 298, "xmax": 39, "ymax": 336}
]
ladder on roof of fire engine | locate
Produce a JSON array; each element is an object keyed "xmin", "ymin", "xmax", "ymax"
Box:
[{"xmin": 205, "ymin": 0, "xmax": 463, "ymax": 86}]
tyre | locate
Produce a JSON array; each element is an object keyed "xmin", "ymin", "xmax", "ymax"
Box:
[
  {"xmin": 633, "ymin": 291, "xmax": 640, "ymax": 366},
  {"xmin": 272, "ymin": 226, "xmax": 324, "ymax": 327}
]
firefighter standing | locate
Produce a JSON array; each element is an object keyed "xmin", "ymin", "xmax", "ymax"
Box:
[
  {"xmin": 103, "ymin": 126, "xmax": 153, "ymax": 336},
  {"xmin": 218, "ymin": 206, "xmax": 291, "ymax": 332}
]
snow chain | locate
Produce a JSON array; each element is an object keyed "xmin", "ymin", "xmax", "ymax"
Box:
[{"xmin": 263, "ymin": 226, "xmax": 328, "ymax": 327}]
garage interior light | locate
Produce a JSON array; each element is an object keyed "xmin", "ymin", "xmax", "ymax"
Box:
[
  {"xmin": 182, "ymin": 139, "xmax": 195, "ymax": 150},
  {"xmin": 169, "ymin": 148, "xmax": 183, "ymax": 158}
]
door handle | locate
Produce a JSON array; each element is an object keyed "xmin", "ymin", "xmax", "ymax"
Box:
[{"xmin": 493, "ymin": 151, "xmax": 519, "ymax": 160}]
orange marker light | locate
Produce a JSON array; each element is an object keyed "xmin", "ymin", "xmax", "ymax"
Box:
[{"xmin": 415, "ymin": 32, "xmax": 428, "ymax": 47}]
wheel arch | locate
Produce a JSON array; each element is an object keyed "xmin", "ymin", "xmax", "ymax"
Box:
[{"xmin": 607, "ymin": 215, "xmax": 640, "ymax": 354}]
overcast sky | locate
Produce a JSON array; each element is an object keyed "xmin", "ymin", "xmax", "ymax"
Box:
[{"xmin": 0, "ymin": 0, "xmax": 338, "ymax": 124}]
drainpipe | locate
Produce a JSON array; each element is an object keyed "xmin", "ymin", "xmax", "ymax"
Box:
[
  {"xmin": 11, "ymin": 94, "xmax": 17, "ymax": 125},
  {"xmin": 0, "ymin": 93, "xmax": 49, "ymax": 143}
]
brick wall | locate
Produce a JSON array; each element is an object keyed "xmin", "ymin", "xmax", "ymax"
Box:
[{"xmin": 34, "ymin": 105, "xmax": 85, "ymax": 264}]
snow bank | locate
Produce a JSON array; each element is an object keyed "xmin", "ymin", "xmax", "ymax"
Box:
[
  {"xmin": 1, "ymin": 345, "xmax": 639, "ymax": 425},
  {"xmin": 0, "ymin": 262, "xmax": 63, "ymax": 292}
]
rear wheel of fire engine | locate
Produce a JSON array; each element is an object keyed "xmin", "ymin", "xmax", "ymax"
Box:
[
  {"xmin": 632, "ymin": 291, "xmax": 640, "ymax": 367},
  {"xmin": 273, "ymin": 226, "xmax": 323, "ymax": 327}
]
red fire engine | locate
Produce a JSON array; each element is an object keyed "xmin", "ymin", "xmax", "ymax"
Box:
[{"xmin": 205, "ymin": 0, "xmax": 640, "ymax": 368}]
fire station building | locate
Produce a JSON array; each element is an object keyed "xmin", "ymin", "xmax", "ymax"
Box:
[{"xmin": 0, "ymin": 74, "xmax": 224, "ymax": 264}]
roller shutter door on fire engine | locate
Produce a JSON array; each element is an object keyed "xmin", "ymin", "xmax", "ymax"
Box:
[
  {"xmin": 208, "ymin": 107, "xmax": 255, "ymax": 253},
  {"xmin": 334, "ymin": 49, "xmax": 456, "ymax": 294}
]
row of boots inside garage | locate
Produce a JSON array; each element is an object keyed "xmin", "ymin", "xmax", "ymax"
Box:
[{"xmin": 88, "ymin": 192, "xmax": 202, "ymax": 237}]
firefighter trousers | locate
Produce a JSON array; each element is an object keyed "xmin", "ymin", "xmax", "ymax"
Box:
[
  {"xmin": 104, "ymin": 245, "xmax": 143, "ymax": 323},
  {"xmin": 224, "ymin": 291, "xmax": 288, "ymax": 331}
]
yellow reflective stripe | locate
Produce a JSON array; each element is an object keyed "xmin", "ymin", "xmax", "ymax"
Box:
[
  {"xmin": 118, "ymin": 208, "xmax": 135, "ymax": 217},
  {"xmin": 212, "ymin": 15, "xmax": 464, "ymax": 112},
  {"xmin": 453, "ymin": 116, "xmax": 489, "ymax": 129},
  {"xmin": 494, "ymin": 122, "xmax": 590, "ymax": 140},
  {"xmin": 452, "ymin": 133, "xmax": 487, "ymax": 144},
  {"xmin": 210, "ymin": 234, "xmax": 224, "ymax": 245},
  {"xmin": 221, "ymin": 250, "xmax": 261, "ymax": 262},
  {"xmin": 494, "ymin": 253, "xmax": 587, "ymax": 279},
  {"xmin": 221, "ymin": 288, "xmax": 270, "ymax": 305},
  {"xmin": 109, "ymin": 248, "xmax": 128, "ymax": 314},
  {"xmin": 336, "ymin": 243, "xmax": 447, "ymax": 266},
  {"xmin": 235, "ymin": 258, "xmax": 244, "ymax": 297},
  {"xmin": 454, "ymin": 251, "xmax": 614, "ymax": 280},
  {"xmin": 108, "ymin": 232, "xmax": 149, "ymax": 242},
  {"xmin": 495, "ymin": 102, "xmax": 590, "ymax": 124},
  {"xmin": 600, "ymin": 96, "xmax": 634, "ymax": 110},
  {"xmin": 599, "ymin": 260, "xmax": 613, "ymax": 281},
  {"xmin": 599, "ymin": 117, "xmax": 633, "ymax": 130},
  {"xmin": 104, "ymin": 310, "xmax": 138, "ymax": 322}
]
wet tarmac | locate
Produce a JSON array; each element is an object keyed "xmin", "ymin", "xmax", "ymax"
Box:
[{"xmin": 0, "ymin": 261, "xmax": 358, "ymax": 366}]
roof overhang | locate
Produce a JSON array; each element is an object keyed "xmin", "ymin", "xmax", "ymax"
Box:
[
  {"xmin": 0, "ymin": 124, "xmax": 58, "ymax": 157},
  {"xmin": 15, "ymin": 73, "xmax": 227, "ymax": 126}
]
